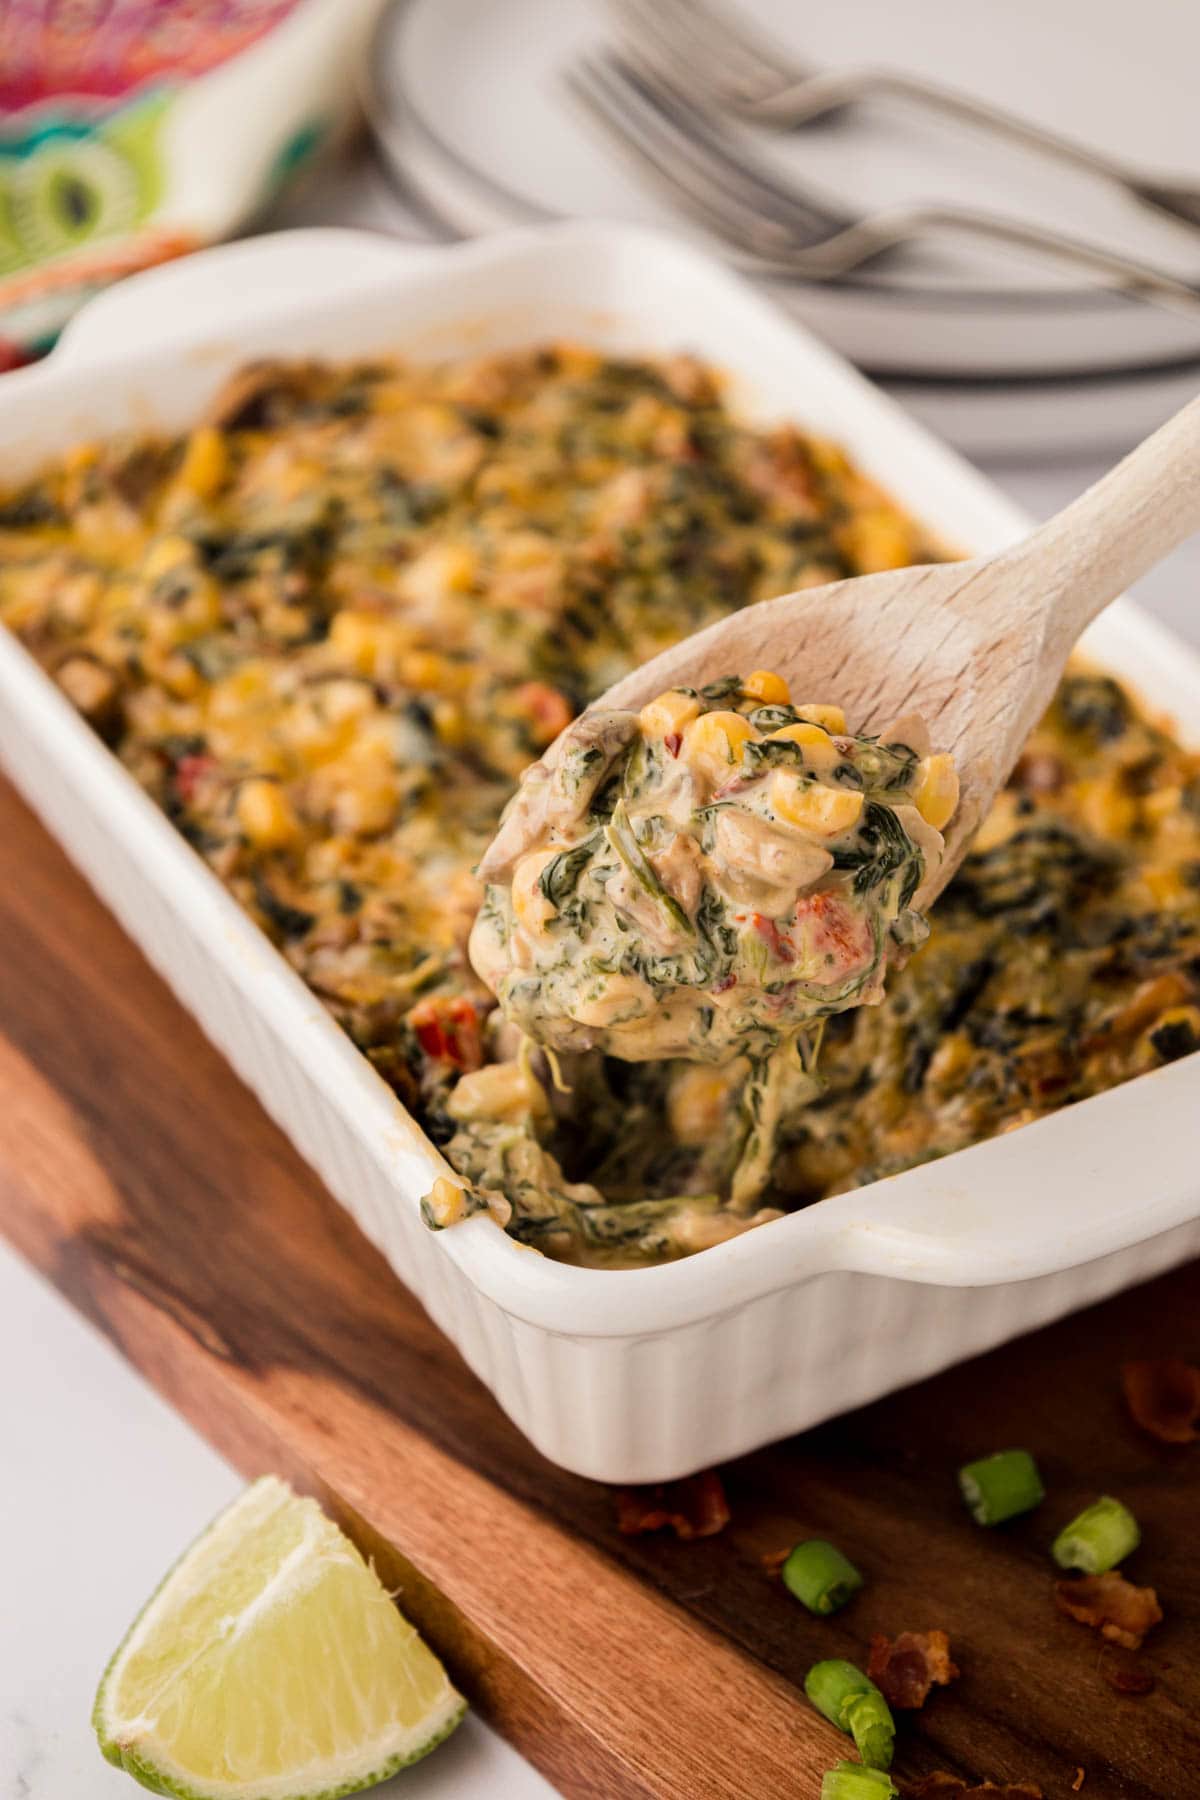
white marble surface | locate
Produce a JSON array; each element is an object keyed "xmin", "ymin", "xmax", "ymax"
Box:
[
  {"xmin": 0, "ymin": 1241, "xmax": 558, "ymax": 1800},
  {"xmin": 5, "ymin": 145, "xmax": 1200, "ymax": 1800}
]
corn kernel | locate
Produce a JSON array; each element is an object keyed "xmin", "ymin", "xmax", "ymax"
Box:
[
  {"xmin": 570, "ymin": 972, "xmax": 649, "ymax": 1028},
  {"xmin": 770, "ymin": 772, "xmax": 864, "ymax": 835},
  {"xmin": 423, "ymin": 1176, "xmax": 470, "ymax": 1228},
  {"xmin": 668, "ymin": 1065, "xmax": 732, "ymax": 1146},
  {"xmin": 1141, "ymin": 866, "xmax": 1184, "ymax": 906},
  {"xmin": 794, "ymin": 703, "xmax": 846, "ymax": 734},
  {"xmin": 210, "ymin": 661, "xmax": 271, "ymax": 719},
  {"xmin": 1077, "ymin": 775, "xmax": 1136, "ymax": 840},
  {"xmin": 841, "ymin": 509, "xmax": 913, "ymax": 573},
  {"xmin": 144, "ymin": 568, "xmax": 221, "ymax": 647},
  {"xmin": 159, "ymin": 651, "xmax": 203, "ymax": 699},
  {"xmin": 329, "ymin": 609, "xmax": 378, "ymax": 673},
  {"xmin": 318, "ymin": 679, "xmax": 376, "ymax": 726},
  {"xmin": 431, "ymin": 697, "xmax": 467, "ymax": 746},
  {"xmin": 328, "ymin": 609, "xmax": 413, "ymax": 678},
  {"xmin": 142, "ymin": 534, "xmax": 195, "ymax": 583},
  {"xmin": 55, "ymin": 657, "xmax": 117, "ymax": 718},
  {"xmin": 401, "ymin": 542, "xmax": 476, "ymax": 607},
  {"xmin": 63, "ymin": 441, "xmax": 99, "ymax": 476},
  {"xmin": 741, "ymin": 669, "xmax": 790, "ymax": 705},
  {"xmin": 236, "ymin": 777, "xmax": 300, "ymax": 849},
  {"xmin": 474, "ymin": 462, "xmax": 536, "ymax": 505},
  {"xmin": 448, "ymin": 1060, "xmax": 550, "ymax": 1123},
  {"xmin": 769, "ymin": 719, "xmax": 841, "ymax": 776},
  {"xmin": 400, "ymin": 649, "xmax": 467, "ymax": 694},
  {"xmin": 512, "ymin": 848, "xmax": 559, "ymax": 934},
  {"xmin": 770, "ymin": 721, "xmax": 830, "ymax": 749},
  {"xmin": 639, "ymin": 688, "xmax": 702, "ymax": 738},
  {"xmin": 555, "ymin": 343, "xmax": 602, "ymax": 378},
  {"xmin": 926, "ymin": 1030, "xmax": 973, "ymax": 1090},
  {"xmin": 496, "ymin": 530, "xmax": 558, "ymax": 573},
  {"xmin": 177, "ymin": 425, "xmax": 227, "ymax": 501},
  {"xmin": 682, "ymin": 709, "xmax": 756, "ymax": 782},
  {"xmin": 913, "ymin": 753, "xmax": 960, "ymax": 831},
  {"xmin": 331, "ymin": 775, "xmax": 398, "ymax": 836},
  {"xmin": 1141, "ymin": 784, "xmax": 1182, "ymax": 827},
  {"xmin": 809, "ymin": 436, "xmax": 850, "ymax": 476}
]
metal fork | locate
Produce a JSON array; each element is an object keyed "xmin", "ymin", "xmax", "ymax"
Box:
[
  {"xmin": 564, "ymin": 52, "xmax": 1200, "ymax": 315},
  {"xmin": 608, "ymin": 0, "xmax": 1200, "ymax": 234}
]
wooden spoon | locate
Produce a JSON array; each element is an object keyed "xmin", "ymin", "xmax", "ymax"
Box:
[{"xmin": 490, "ymin": 394, "xmax": 1200, "ymax": 908}]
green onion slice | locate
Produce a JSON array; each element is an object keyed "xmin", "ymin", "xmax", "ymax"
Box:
[
  {"xmin": 605, "ymin": 801, "xmax": 694, "ymax": 936},
  {"xmin": 1052, "ymin": 1495, "xmax": 1140, "ymax": 1573},
  {"xmin": 820, "ymin": 1763, "xmax": 899, "ymax": 1800},
  {"xmin": 805, "ymin": 1661, "xmax": 895, "ymax": 1771},
  {"xmin": 958, "ymin": 1449, "xmax": 1045, "ymax": 1526},
  {"xmin": 783, "ymin": 1538, "xmax": 864, "ymax": 1615}
]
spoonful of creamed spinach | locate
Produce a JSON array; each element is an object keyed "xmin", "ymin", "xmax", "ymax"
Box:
[{"xmin": 470, "ymin": 671, "xmax": 957, "ymax": 1206}]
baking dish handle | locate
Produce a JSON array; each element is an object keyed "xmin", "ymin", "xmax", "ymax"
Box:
[
  {"xmin": 50, "ymin": 229, "xmax": 442, "ymax": 370},
  {"xmin": 818, "ymin": 1055, "xmax": 1200, "ymax": 1289}
]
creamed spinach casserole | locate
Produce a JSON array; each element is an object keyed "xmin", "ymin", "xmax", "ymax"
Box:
[{"xmin": 2, "ymin": 345, "xmax": 1198, "ymax": 1267}]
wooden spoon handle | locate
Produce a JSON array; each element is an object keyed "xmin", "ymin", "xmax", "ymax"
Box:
[{"xmin": 1002, "ymin": 391, "xmax": 1200, "ymax": 656}]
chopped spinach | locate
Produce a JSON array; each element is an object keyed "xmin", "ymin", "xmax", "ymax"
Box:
[
  {"xmin": 539, "ymin": 837, "xmax": 600, "ymax": 909},
  {"xmin": 252, "ymin": 874, "xmax": 315, "ymax": 940},
  {"xmin": 833, "ymin": 801, "xmax": 922, "ymax": 906}
]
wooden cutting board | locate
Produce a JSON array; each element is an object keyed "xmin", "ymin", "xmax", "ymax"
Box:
[{"xmin": 1, "ymin": 768, "xmax": 1197, "ymax": 1800}]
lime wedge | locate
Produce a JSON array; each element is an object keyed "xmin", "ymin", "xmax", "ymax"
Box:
[{"xmin": 94, "ymin": 1475, "xmax": 466, "ymax": 1800}]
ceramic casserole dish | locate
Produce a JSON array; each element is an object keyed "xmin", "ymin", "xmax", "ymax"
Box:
[{"xmin": 2, "ymin": 223, "xmax": 1198, "ymax": 1482}]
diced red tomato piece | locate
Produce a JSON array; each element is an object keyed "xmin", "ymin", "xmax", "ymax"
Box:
[
  {"xmin": 409, "ymin": 994, "xmax": 484, "ymax": 1071},
  {"xmin": 513, "ymin": 681, "xmax": 573, "ymax": 748},
  {"xmin": 749, "ymin": 912, "xmax": 795, "ymax": 964},
  {"xmin": 795, "ymin": 889, "xmax": 871, "ymax": 967},
  {"xmin": 174, "ymin": 752, "xmax": 217, "ymax": 804}
]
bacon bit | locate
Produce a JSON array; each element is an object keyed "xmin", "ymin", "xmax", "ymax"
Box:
[
  {"xmin": 615, "ymin": 1470, "xmax": 730, "ymax": 1540},
  {"xmin": 174, "ymin": 751, "xmax": 217, "ymax": 804},
  {"xmin": 867, "ymin": 1630, "xmax": 959, "ymax": 1710},
  {"xmin": 749, "ymin": 912, "xmax": 795, "ymax": 963},
  {"xmin": 1012, "ymin": 750, "xmax": 1067, "ymax": 795},
  {"xmin": 905, "ymin": 1779, "xmax": 1043, "ymax": 1799},
  {"xmin": 1121, "ymin": 1357, "xmax": 1200, "ymax": 1444},
  {"xmin": 664, "ymin": 730, "xmax": 683, "ymax": 759},
  {"xmin": 760, "ymin": 1546, "xmax": 790, "ymax": 1578},
  {"xmin": 1054, "ymin": 1572, "xmax": 1163, "ymax": 1650},
  {"xmin": 712, "ymin": 972, "xmax": 737, "ymax": 994},
  {"xmin": 513, "ymin": 681, "xmax": 573, "ymax": 748},
  {"xmin": 1071, "ymin": 1773, "xmax": 1085, "ymax": 1794},
  {"xmin": 1100, "ymin": 1647, "xmax": 1156, "ymax": 1696},
  {"xmin": 662, "ymin": 352, "xmax": 717, "ymax": 406},
  {"xmin": 0, "ymin": 335, "xmax": 31, "ymax": 373},
  {"xmin": 408, "ymin": 995, "xmax": 485, "ymax": 1072},
  {"xmin": 743, "ymin": 426, "xmax": 818, "ymax": 507}
]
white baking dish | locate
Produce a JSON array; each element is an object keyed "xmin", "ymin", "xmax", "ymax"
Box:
[{"xmin": 3, "ymin": 225, "xmax": 1199, "ymax": 1484}]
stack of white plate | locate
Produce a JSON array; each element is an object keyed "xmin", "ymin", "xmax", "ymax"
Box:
[{"xmin": 365, "ymin": 0, "xmax": 1200, "ymax": 457}]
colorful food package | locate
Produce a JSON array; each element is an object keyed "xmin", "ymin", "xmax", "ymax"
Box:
[{"xmin": 0, "ymin": 0, "xmax": 380, "ymax": 363}]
